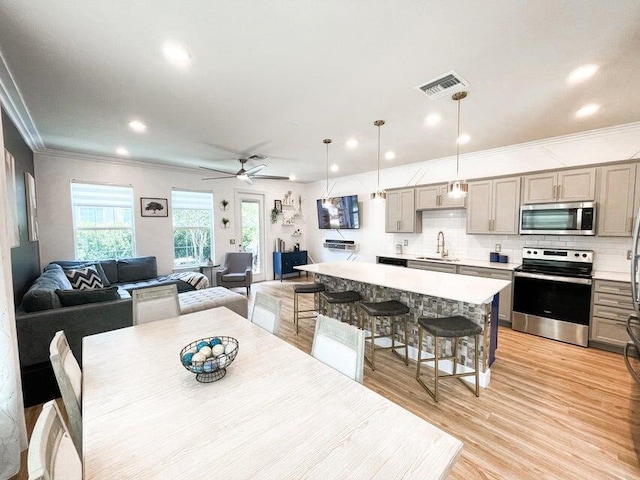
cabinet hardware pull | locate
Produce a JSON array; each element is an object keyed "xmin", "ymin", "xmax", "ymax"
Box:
[
  {"xmin": 437, "ymin": 194, "xmax": 441, "ymax": 206},
  {"xmin": 553, "ymin": 184, "xmax": 557, "ymax": 200}
]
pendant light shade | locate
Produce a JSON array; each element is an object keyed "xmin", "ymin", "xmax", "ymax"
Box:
[
  {"xmin": 370, "ymin": 120, "xmax": 387, "ymax": 202},
  {"xmin": 321, "ymin": 139, "xmax": 332, "ymax": 208},
  {"xmin": 447, "ymin": 91, "xmax": 468, "ymax": 198}
]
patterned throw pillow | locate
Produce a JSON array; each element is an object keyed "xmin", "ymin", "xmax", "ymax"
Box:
[{"xmin": 64, "ymin": 266, "xmax": 104, "ymax": 290}]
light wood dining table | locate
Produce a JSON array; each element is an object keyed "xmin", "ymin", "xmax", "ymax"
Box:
[{"xmin": 82, "ymin": 307, "xmax": 463, "ymax": 479}]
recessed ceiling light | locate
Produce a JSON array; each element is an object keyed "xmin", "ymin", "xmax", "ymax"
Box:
[
  {"xmin": 330, "ymin": 164, "xmax": 339, "ymax": 172},
  {"xmin": 128, "ymin": 120, "xmax": 147, "ymax": 133},
  {"xmin": 568, "ymin": 64, "xmax": 599, "ymax": 84},
  {"xmin": 162, "ymin": 42, "xmax": 191, "ymax": 68},
  {"xmin": 346, "ymin": 138, "xmax": 358, "ymax": 148},
  {"xmin": 116, "ymin": 147, "xmax": 129, "ymax": 156},
  {"xmin": 575, "ymin": 103, "xmax": 600, "ymax": 118},
  {"xmin": 425, "ymin": 113, "xmax": 442, "ymax": 126},
  {"xmin": 385, "ymin": 151, "xmax": 396, "ymax": 160},
  {"xmin": 457, "ymin": 134, "xmax": 470, "ymax": 145},
  {"xmin": 289, "ymin": 174, "xmax": 296, "ymax": 181}
]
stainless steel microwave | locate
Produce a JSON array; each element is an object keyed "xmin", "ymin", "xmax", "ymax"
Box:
[{"xmin": 519, "ymin": 202, "xmax": 596, "ymax": 235}]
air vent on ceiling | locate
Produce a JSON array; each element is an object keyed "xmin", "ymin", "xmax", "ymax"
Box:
[{"xmin": 415, "ymin": 70, "xmax": 468, "ymax": 100}]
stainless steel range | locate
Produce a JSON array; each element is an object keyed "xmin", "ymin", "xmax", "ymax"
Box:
[{"xmin": 512, "ymin": 247, "xmax": 593, "ymax": 347}]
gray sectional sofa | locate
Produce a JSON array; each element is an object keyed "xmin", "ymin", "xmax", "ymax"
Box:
[{"xmin": 16, "ymin": 256, "xmax": 198, "ymax": 370}]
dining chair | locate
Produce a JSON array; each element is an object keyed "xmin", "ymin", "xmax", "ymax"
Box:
[
  {"xmin": 27, "ymin": 399, "xmax": 82, "ymax": 480},
  {"xmin": 250, "ymin": 292, "xmax": 282, "ymax": 335},
  {"xmin": 49, "ymin": 330, "xmax": 82, "ymax": 456},
  {"xmin": 132, "ymin": 284, "xmax": 180, "ymax": 325},
  {"xmin": 311, "ymin": 314, "xmax": 365, "ymax": 383}
]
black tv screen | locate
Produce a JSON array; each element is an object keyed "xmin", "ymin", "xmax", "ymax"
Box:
[{"xmin": 317, "ymin": 195, "xmax": 360, "ymax": 229}]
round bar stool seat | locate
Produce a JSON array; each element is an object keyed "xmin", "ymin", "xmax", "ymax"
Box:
[
  {"xmin": 359, "ymin": 300, "xmax": 410, "ymax": 371},
  {"xmin": 416, "ymin": 315, "xmax": 482, "ymax": 402},
  {"xmin": 292, "ymin": 283, "xmax": 326, "ymax": 334},
  {"xmin": 321, "ymin": 290, "xmax": 362, "ymax": 326}
]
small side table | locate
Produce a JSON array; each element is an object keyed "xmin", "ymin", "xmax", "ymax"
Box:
[{"xmin": 199, "ymin": 264, "xmax": 220, "ymax": 287}]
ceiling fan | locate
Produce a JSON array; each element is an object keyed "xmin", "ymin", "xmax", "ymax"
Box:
[{"xmin": 200, "ymin": 155, "xmax": 290, "ymax": 185}]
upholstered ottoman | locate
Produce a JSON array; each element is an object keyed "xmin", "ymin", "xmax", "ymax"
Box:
[{"xmin": 178, "ymin": 287, "xmax": 248, "ymax": 318}]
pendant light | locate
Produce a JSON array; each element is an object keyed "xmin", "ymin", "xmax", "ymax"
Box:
[
  {"xmin": 447, "ymin": 91, "xmax": 469, "ymax": 198},
  {"xmin": 371, "ymin": 120, "xmax": 387, "ymax": 202},
  {"xmin": 321, "ymin": 139, "xmax": 332, "ymax": 208}
]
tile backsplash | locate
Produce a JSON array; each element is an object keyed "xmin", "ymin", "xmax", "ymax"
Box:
[{"xmin": 391, "ymin": 210, "xmax": 632, "ymax": 273}]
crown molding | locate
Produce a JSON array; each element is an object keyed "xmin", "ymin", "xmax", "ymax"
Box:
[{"xmin": 0, "ymin": 50, "xmax": 44, "ymax": 150}]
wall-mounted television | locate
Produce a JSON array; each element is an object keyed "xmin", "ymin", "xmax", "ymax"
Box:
[{"xmin": 316, "ymin": 195, "xmax": 360, "ymax": 229}]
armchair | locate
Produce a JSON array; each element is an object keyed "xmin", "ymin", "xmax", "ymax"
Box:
[{"xmin": 216, "ymin": 252, "xmax": 253, "ymax": 295}]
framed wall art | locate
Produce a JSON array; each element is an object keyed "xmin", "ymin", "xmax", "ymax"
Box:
[{"xmin": 141, "ymin": 197, "xmax": 168, "ymax": 217}]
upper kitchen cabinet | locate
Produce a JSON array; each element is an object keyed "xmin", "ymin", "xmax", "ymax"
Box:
[
  {"xmin": 416, "ymin": 184, "xmax": 465, "ymax": 210},
  {"xmin": 522, "ymin": 167, "xmax": 596, "ymax": 204},
  {"xmin": 467, "ymin": 176, "xmax": 521, "ymax": 234},
  {"xmin": 597, "ymin": 163, "xmax": 637, "ymax": 237},
  {"xmin": 385, "ymin": 188, "xmax": 422, "ymax": 233}
]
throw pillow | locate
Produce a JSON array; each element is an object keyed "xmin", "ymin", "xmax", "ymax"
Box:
[
  {"xmin": 64, "ymin": 266, "xmax": 104, "ymax": 290},
  {"xmin": 56, "ymin": 286, "xmax": 120, "ymax": 306},
  {"xmin": 57, "ymin": 261, "xmax": 111, "ymax": 287}
]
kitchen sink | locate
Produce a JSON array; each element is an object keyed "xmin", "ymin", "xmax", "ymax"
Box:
[{"xmin": 414, "ymin": 256, "xmax": 459, "ymax": 263}]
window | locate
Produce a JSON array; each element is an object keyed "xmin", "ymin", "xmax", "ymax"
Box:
[
  {"xmin": 71, "ymin": 182, "xmax": 135, "ymax": 260},
  {"xmin": 172, "ymin": 190, "xmax": 214, "ymax": 266}
]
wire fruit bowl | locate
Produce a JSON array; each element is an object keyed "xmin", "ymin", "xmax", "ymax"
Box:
[{"xmin": 179, "ymin": 336, "xmax": 239, "ymax": 383}]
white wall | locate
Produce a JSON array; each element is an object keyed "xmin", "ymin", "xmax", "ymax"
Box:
[
  {"xmin": 301, "ymin": 123, "xmax": 640, "ymax": 273},
  {"xmin": 34, "ymin": 151, "xmax": 307, "ymax": 277}
]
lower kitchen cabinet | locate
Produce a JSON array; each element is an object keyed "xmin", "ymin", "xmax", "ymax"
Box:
[
  {"xmin": 590, "ymin": 279, "xmax": 633, "ymax": 352},
  {"xmin": 458, "ymin": 266, "xmax": 513, "ymax": 324},
  {"xmin": 406, "ymin": 260, "xmax": 457, "ymax": 274},
  {"xmin": 273, "ymin": 251, "xmax": 308, "ymax": 281}
]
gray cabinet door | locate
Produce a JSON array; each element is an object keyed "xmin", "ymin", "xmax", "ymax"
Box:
[
  {"xmin": 466, "ymin": 180, "xmax": 492, "ymax": 234},
  {"xmin": 415, "ymin": 185, "xmax": 440, "ymax": 210},
  {"xmin": 385, "ymin": 188, "xmax": 420, "ymax": 233},
  {"xmin": 557, "ymin": 167, "xmax": 596, "ymax": 202},
  {"xmin": 492, "ymin": 177, "xmax": 521, "ymax": 234},
  {"xmin": 522, "ymin": 172, "xmax": 557, "ymax": 204},
  {"xmin": 458, "ymin": 266, "xmax": 513, "ymax": 323},
  {"xmin": 385, "ymin": 190, "xmax": 402, "ymax": 232},
  {"xmin": 598, "ymin": 163, "xmax": 635, "ymax": 236}
]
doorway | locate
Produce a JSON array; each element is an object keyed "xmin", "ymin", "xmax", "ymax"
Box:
[{"xmin": 236, "ymin": 191, "xmax": 266, "ymax": 282}]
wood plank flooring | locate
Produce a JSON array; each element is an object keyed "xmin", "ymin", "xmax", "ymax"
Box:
[{"xmin": 13, "ymin": 278, "xmax": 640, "ymax": 479}]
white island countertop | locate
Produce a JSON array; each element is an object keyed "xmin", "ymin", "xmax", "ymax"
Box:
[{"xmin": 297, "ymin": 261, "xmax": 511, "ymax": 305}]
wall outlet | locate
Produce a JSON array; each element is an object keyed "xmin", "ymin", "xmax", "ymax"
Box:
[
  {"xmin": 495, "ymin": 244, "xmax": 501, "ymax": 252},
  {"xmin": 230, "ymin": 239, "xmax": 236, "ymax": 245},
  {"xmin": 404, "ymin": 239, "xmax": 408, "ymax": 246},
  {"xmin": 628, "ymin": 250, "xmax": 633, "ymax": 260}
]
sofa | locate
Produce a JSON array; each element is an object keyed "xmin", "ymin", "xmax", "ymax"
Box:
[{"xmin": 15, "ymin": 256, "xmax": 202, "ymax": 370}]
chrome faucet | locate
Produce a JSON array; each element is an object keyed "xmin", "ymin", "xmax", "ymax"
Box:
[{"xmin": 436, "ymin": 231, "xmax": 448, "ymax": 258}]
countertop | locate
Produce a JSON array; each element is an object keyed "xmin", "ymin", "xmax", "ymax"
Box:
[
  {"xmin": 377, "ymin": 253, "xmax": 520, "ymax": 271},
  {"xmin": 297, "ymin": 261, "xmax": 511, "ymax": 305},
  {"xmin": 592, "ymin": 271, "xmax": 631, "ymax": 282}
]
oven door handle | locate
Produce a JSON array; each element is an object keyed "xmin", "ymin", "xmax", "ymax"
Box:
[{"xmin": 514, "ymin": 271, "xmax": 592, "ymax": 285}]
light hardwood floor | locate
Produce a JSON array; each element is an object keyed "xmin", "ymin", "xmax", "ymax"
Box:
[{"xmin": 14, "ymin": 278, "xmax": 640, "ymax": 479}]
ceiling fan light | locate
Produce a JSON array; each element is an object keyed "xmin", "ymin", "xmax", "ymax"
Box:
[{"xmin": 447, "ymin": 180, "xmax": 468, "ymax": 198}]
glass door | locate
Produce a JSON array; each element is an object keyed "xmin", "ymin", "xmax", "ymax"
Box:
[{"xmin": 236, "ymin": 191, "xmax": 265, "ymax": 282}]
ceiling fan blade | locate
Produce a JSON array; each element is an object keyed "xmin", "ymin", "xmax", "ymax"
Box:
[
  {"xmin": 253, "ymin": 174, "xmax": 291, "ymax": 180},
  {"xmin": 200, "ymin": 166, "xmax": 236, "ymax": 175},
  {"xmin": 244, "ymin": 164, "xmax": 267, "ymax": 175},
  {"xmin": 201, "ymin": 175, "xmax": 237, "ymax": 180}
]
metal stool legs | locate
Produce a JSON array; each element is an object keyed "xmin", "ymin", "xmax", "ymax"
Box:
[
  {"xmin": 416, "ymin": 329, "xmax": 480, "ymax": 402},
  {"xmin": 364, "ymin": 314, "xmax": 409, "ymax": 371},
  {"xmin": 294, "ymin": 291, "xmax": 323, "ymax": 333}
]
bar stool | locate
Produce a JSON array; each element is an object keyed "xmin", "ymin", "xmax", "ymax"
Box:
[
  {"xmin": 321, "ymin": 290, "xmax": 362, "ymax": 326},
  {"xmin": 359, "ymin": 300, "xmax": 410, "ymax": 370},
  {"xmin": 416, "ymin": 315, "xmax": 481, "ymax": 402},
  {"xmin": 292, "ymin": 283, "xmax": 326, "ymax": 334}
]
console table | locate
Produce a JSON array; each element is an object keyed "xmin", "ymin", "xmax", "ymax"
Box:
[{"xmin": 273, "ymin": 250, "xmax": 308, "ymax": 281}]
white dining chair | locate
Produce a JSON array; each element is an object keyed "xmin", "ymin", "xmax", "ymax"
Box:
[
  {"xmin": 49, "ymin": 330, "xmax": 82, "ymax": 456},
  {"xmin": 250, "ymin": 292, "xmax": 282, "ymax": 335},
  {"xmin": 28, "ymin": 399, "xmax": 82, "ymax": 480},
  {"xmin": 132, "ymin": 284, "xmax": 180, "ymax": 325},
  {"xmin": 311, "ymin": 314, "xmax": 365, "ymax": 383}
]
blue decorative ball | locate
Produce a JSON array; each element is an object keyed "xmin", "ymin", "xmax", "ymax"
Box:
[
  {"xmin": 182, "ymin": 352, "xmax": 194, "ymax": 366},
  {"xmin": 210, "ymin": 338, "xmax": 222, "ymax": 347},
  {"xmin": 192, "ymin": 364, "xmax": 204, "ymax": 373},
  {"xmin": 197, "ymin": 341, "xmax": 210, "ymax": 350}
]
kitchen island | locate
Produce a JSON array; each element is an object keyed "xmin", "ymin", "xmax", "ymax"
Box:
[{"xmin": 297, "ymin": 261, "xmax": 511, "ymax": 387}]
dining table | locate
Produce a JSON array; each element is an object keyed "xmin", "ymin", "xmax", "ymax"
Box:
[{"xmin": 82, "ymin": 307, "xmax": 463, "ymax": 479}]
